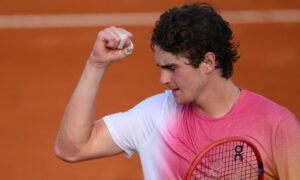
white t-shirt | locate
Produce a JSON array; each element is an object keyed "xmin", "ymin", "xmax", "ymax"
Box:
[{"xmin": 103, "ymin": 90, "xmax": 178, "ymax": 179}]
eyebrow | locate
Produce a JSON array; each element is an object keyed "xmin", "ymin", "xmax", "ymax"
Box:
[{"xmin": 156, "ymin": 63, "xmax": 177, "ymax": 69}]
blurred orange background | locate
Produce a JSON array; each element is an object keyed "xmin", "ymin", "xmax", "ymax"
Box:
[{"xmin": 0, "ymin": 0, "xmax": 299, "ymax": 179}]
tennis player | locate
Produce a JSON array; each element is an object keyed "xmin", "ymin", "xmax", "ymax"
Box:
[{"xmin": 55, "ymin": 2, "xmax": 300, "ymax": 179}]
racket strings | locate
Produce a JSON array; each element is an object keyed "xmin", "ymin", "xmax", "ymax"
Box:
[{"xmin": 190, "ymin": 141, "xmax": 260, "ymax": 180}]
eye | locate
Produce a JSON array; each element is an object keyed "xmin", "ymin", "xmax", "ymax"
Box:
[
  {"xmin": 158, "ymin": 64, "xmax": 177, "ymax": 72},
  {"xmin": 169, "ymin": 66, "xmax": 177, "ymax": 72}
]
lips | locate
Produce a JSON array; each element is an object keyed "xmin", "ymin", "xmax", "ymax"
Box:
[
  {"xmin": 171, "ymin": 88, "xmax": 180, "ymax": 96},
  {"xmin": 169, "ymin": 87, "xmax": 179, "ymax": 91}
]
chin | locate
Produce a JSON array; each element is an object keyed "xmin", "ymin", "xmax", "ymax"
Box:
[{"xmin": 174, "ymin": 97, "xmax": 191, "ymax": 105}]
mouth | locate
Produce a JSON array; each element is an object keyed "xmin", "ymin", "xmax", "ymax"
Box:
[
  {"xmin": 171, "ymin": 88, "xmax": 180, "ymax": 93},
  {"xmin": 169, "ymin": 86, "xmax": 179, "ymax": 90}
]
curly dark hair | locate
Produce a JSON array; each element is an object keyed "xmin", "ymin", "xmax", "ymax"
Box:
[{"xmin": 151, "ymin": 2, "xmax": 240, "ymax": 79}]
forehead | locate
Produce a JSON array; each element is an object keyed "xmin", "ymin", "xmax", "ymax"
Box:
[{"xmin": 154, "ymin": 46, "xmax": 182, "ymax": 66}]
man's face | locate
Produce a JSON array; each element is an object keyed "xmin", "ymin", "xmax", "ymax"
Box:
[{"xmin": 154, "ymin": 46, "xmax": 209, "ymax": 104}]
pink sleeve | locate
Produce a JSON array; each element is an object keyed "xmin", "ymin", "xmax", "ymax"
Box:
[{"xmin": 273, "ymin": 110, "xmax": 300, "ymax": 179}]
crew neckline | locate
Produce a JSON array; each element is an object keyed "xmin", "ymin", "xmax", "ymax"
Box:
[{"xmin": 191, "ymin": 88, "xmax": 247, "ymax": 121}]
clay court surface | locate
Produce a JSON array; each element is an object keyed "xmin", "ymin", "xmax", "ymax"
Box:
[{"xmin": 0, "ymin": 0, "xmax": 299, "ymax": 179}]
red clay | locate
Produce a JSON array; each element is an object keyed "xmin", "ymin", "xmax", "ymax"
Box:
[{"xmin": 0, "ymin": 1, "xmax": 299, "ymax": 179}]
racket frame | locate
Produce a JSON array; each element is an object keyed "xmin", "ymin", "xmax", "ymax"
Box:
[{"xmin": 184, "ymin": 137, "xmax": 264, "ymax": 180}]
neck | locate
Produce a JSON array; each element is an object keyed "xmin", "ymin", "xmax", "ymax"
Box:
[{"xmin": 193, "ymin": 77, "xmax": 240, "ymax": 118}]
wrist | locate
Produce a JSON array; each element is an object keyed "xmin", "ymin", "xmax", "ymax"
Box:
[{"xmin": 87, "ymin": 57, "xmax": 110, "ymax": 70}]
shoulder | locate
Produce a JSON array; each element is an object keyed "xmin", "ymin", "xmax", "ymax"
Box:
[
  {"xmin": 145, "ymin": 90, "xmax": 175, "ymax": 104},
  {"xmin": 133, "ymin": 90, "xmax": 176, "ymax": 111},
  {"xmin": 241, "ymin": 89, "xmax": 289, "ymax": 116},
  {"xmin": 104, "ymin": 90, "xmax": 177, "ymax": 122},
  {"xmin": 237, "ymin": 89, "xmax": 300, "ymax": 129}
]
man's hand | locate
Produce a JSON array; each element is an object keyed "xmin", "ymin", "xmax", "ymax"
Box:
[{"xmin": 88, "ymin": 26, "xmax": 133, "ymax": 67}]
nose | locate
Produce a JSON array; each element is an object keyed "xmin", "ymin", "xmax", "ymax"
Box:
[{"xmin": 160, "ymin": 70, "xmax": 171, "ymax": 86}]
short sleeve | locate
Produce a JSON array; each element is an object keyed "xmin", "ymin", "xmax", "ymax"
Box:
[
  {"xmin": 103, "ymin": 91, "xmax": 173, "ymax": 158},
  {"xmin": 273, "ymin": 110, "xmax": 300, "ymax": 179}
]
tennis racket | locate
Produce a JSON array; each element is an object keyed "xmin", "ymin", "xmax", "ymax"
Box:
[{"xmin": 185, "ymin": 137, "xmax": 264, "ymax": 180}]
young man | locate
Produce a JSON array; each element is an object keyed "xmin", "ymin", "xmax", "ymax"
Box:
[{"xmin": 55, "ymin": 2, "xmax": 300, "ymax": 179}]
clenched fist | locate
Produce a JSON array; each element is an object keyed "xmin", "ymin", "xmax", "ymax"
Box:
[{"xmin": 88, "ymin": 26, "xmax": 133, "ymax": 67}]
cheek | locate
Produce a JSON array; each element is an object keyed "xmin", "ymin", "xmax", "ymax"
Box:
[
  {"xmin": 173, "ymin": 71, "xmax": 189, "ymax": 83},
  {"xmin": 175, "ymin": 74, "xmax": 194, "ymax": 88}
]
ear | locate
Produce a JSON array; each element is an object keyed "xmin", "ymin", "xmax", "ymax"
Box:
[{"xmin": 202, "ymin": 52, "xmax": 216, "ymax": 73}]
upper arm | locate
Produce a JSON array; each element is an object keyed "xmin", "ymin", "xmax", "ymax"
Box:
[
  {"xmin": 74, "ymin": 119, "xmax": 123, "ymax": 162},
  {"xmin": 59, "ymin": 92, "xmax": 170, "ymax": 162}
]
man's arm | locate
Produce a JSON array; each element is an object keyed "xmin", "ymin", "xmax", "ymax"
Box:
[
  {"xmin": 54, "ymin": 26, "xmax": 133, "ymax": 162},
  {"xmin": 274, "ymin": 111, "xmax": 300, "ymax": 179}
]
